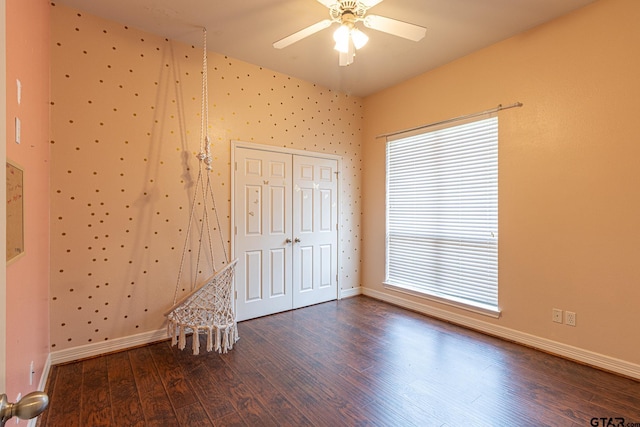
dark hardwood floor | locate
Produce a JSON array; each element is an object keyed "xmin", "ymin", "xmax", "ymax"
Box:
[{"xmin": 38, "ymin": 296, "xmax": 640, "ymax": 426}]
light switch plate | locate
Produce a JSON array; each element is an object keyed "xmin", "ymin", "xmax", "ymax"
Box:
[{"xmin": 15, "ymin": 117, "xmax": 21, "ymax": 144}]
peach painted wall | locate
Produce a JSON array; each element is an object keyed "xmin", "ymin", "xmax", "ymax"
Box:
[
  {"xmin": 362, "ymin": 0, "xmax": 640, "ymax": 365},
  {"xmin": 49, "ymin": 5, "xmax": 363, "ymax": 352},
  {"xmin": 5, "ymin": 0, "xmax": 51, "ymax": 409}
]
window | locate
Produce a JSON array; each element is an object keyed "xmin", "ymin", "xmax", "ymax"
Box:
[{"xmin": 385, "ymin": 116, "xmax": 499, "ymax": 316}]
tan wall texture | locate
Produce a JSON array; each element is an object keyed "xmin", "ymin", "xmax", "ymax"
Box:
[
  {"xmin": 362, "ymin": 0, "xmax": 640, "ymax": 365},
  {"xmin": 50, "ymin": 4, "xmax": 363, "ymax": 351}
]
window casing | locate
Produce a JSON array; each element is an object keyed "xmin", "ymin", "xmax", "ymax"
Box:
[{"xmin": 385, "ymin": 116, "xmax": 499, "ymax": 317}]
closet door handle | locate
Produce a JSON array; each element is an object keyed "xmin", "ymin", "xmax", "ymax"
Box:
[
  {"xmin": 285, "ymin": 238, "xmax": 292, "ymax": 244},
  {"xmin": 294, "ymin": 238, "xmax": 301, "ymax": 243}
]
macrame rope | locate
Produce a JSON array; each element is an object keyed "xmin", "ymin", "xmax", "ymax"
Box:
[
  {"xmin": 173, "ymin": 28, "xmax": 216, "ymax": 302},
  {"xmin": 200, "ymin": 28, "xmax": 209, "ymax": 159},
  {"xmin": 200, "ymin": 28, "xmax": 217, "ymax": 269},
  {"xmin": 207, "ymin": 174, "xmax": 229, "ymax": 264},
  {"xmin": 200, "ymin": 149, "xmax": 216, "ymax": 271},
  {"xmin": 166, "ymin": 28, "xmax": 238, "ymax": 354}
]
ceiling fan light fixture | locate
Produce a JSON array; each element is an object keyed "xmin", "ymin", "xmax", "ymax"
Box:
[
  {"xmin": 351, "ymin": 28, "xmax": 369, "ymax": 49},
  {"xmin": 333, "ymin": 24, "xmax": 350, "ymax": 53},
  {"xmin": 334, "ymin": 24, "xmax": 368, "ymax": 53}
]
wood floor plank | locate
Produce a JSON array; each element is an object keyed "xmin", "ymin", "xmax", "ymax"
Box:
[
  {"xmin": 180, "ymin": 363, "xmax": 237, "ymax": 421},
  {"xmin": 147, "ymin": 341, "xmax": 198, "ymax": 411},
  {"xmin": 200, "ymin": 349, "xmax": 280, "ymax": 427},
  {"xmin": 80, "ymin": 357, "xmax": 113, "ymax": 426},
  {"xmin": 174, "ymin": 402, "xmax": 214, "ymax": 427},
  {"xmin": 128, "ymin": 346, "xmax": 179, "ymax": 426},
  {"xmin": 105, "ymin": 351, "xmax": 145, "ymax": 427},
  {"xmin": 359, "ymin": 397, "xmax": 424, "ymax": 427},
  {"xmin": 220, "ymin": 349, "xmax": 314, "ymax": 427},
  {"xmin": 212, "ymin": 410, "xmax": 248, "ymax": 427},
  {"xmin": 44, "ymin": 362, "xmax": 83, "ymax": 427},
  {"xmin": 40, "ymin": 296, "xmax": 640, "ymax": 426}
]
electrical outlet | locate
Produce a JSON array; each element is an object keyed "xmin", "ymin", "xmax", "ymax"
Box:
[
  {"xmin": 566, "ymin": 311, "xmax": 576, "ymax": 326},
  {"xmin": 552, "ymin": 308, "xmax": 563, "ymax": 323}
]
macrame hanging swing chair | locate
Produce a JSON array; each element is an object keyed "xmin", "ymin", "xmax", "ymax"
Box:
[{"xmin": 164, "ymin": 29, "xmax": 239, "ymax": 355}]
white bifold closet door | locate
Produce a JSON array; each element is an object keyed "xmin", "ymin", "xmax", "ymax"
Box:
[{"xmin": 234, "ymin": 146, "xmax": 338, "ymax": 322}]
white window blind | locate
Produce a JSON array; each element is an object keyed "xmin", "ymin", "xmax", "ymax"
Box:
[{"xmin": 385, "ymin": 116, "xmax": 499, "ymax": 315}]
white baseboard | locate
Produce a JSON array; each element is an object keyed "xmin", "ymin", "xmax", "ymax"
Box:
[
  {"xmin": 340, "ymin": 286, "xmax": 362, "ymax": 299},
  {"xmin": 362, "ymin": 287, "xmax": 640, "ymax": 381},
  {"xmin": 50, "ymin": 329, "xmax": 168, "ymax": 365},
  {"xmin": 39, "ymin": 353, "xmax": 51, "ymax": 391}
]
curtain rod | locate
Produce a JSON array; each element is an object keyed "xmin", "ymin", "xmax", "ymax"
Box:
[{"xmin": 375, "ymin": 102, "xmax": 523, "ymax": 140}]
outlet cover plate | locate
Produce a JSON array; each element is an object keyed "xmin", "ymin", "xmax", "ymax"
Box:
[
  {"xmin": 552, "ymin": 308, "xmax": 563, "ymax": 323},
  {"xmin": 566, "ymin": 311, "xmax": 576, "ymax": 326}
]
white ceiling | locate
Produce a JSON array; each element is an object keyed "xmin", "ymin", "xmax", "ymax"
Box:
[{"xmin": 55, "ymin": 0, "xmax": 598, "ymax": 97}]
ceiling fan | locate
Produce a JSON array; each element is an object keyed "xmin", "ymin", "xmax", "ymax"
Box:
[{"xmin": 273, "ymin": 0, "xmax": 426, "ymax": 66}]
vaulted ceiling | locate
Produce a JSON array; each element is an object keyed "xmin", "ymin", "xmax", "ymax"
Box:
[{"xmin": 55, "ymin": 0, "xmax": 598, "ymax": 97}]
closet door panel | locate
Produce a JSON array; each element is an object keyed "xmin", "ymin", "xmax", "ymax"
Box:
[
  {"xmin": 234, "ymin": 148, "xmax": 293, "ymax": 321},
  {"xmin": 292, "ymin": 155, "xmax": 338, "ymax": 309}
]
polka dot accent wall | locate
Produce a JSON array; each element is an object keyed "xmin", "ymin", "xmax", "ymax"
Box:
[{"xmin": 50, "ymin": 4, "xmax": 363, "ymax": 351}]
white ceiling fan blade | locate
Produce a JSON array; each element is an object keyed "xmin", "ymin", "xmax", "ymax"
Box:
[
  {"xmin": 273, "ymin": 19, "xmax": 333, "ymax": 49},
  {"xmin": 363, "ymin": 15, "xmax": 426, "ymax": 41},
  {"xmin": 316, "ymin": 0, "xmax": 336, "ymax": 8},
  {"xmin": 361, "ymin": 0, "xmax": 384, "ymax": 8}
]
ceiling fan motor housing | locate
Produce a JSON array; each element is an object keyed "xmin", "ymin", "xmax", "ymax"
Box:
[{"xmin": 330, "ymin": 1, "xmax": 369, "ymax": 23}]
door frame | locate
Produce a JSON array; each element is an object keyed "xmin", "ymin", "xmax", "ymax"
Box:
[
  {"xmin": 1, "ymin": 0, "xmax": 7, "ymax": 391},
  {"xmin": 230, "ymin": 140, "xmax": 343, "ymax": 316}
]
